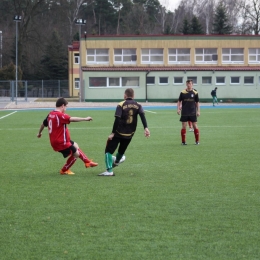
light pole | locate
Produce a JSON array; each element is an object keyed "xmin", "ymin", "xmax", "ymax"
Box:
[
  {"xmin": 0, "ymin": 31, "xmax": 2, "ymax": 69},
  {"xmin": 13, "ymin": 15, "xmax": 22, "ymax": 105},
  {"xmin": 75, "ymin": 19, "xmax": 86, "ymax": 102}
]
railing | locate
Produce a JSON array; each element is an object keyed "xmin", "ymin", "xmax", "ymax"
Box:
[{"xmin": 0, "ymin": 80, "xmax": 69, "ymax": 100}]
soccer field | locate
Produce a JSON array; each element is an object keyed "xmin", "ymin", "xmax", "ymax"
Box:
[{"xmin": 0, "ymin": 107, "xmax": 260, "ymax": 259}]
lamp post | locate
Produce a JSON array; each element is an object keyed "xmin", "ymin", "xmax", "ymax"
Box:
[
  {"xmin": 75, "ymin": 19, "xmax": 86, "ymax": 102},
  {"xmin": 13, "ymin": 15, "xmax": 22, "ymax": 105},
  {"xmin": 0, "ymin": 31, "xmax": 2, "ymax": 69}
]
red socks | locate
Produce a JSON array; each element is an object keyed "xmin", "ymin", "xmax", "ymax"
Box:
[
  {"xmin": 194, "ymin": 128, "xmax": 199, "ymax": 142},
  {"xmin": 78, "ymin": 148, "xmax": 90, "ymax": 163},
  {"xmin": 61, "ymin": 155, "xmax": 77, "ymax": 172},
  {"xmin": 181, "ymin": 129, "xmax": 186, "ymax": 143}
]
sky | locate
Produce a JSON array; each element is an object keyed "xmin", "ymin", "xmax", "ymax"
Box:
[{"xmin": 159, "ymin": 0, "xmax": 181, "ymax": 11}]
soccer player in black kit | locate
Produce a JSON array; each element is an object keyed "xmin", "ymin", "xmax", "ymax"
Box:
[
  {"xmin": 99, "ymin": 88, "xmax": 150, "ymax": 176},
  {"xmin": 177, "ymin": 79, "xmax": 200, "ymax": 145}
]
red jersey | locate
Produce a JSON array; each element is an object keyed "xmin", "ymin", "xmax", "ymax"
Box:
[{"xmin": 43, "ymin": 110, "xmax": 71, "ymax": 151}]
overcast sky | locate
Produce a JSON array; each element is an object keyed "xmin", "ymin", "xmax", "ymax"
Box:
[{"xmin": 159, "ymin": 0, "xmax": 181, "ymax": 11}]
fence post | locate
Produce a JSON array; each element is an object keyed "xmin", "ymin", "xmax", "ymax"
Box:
[
  {"xmin": 58, "ymin": 80, "xmax": 60, "ymax": 97},
  {"xmin": 25, "ymin": 81, "xmax": 27, "ymax": 101},
  {"xmin": 10, "ymin": 81, "xmax": 14, "ymax": 101},
  {"xmin": 42, "ymin": 80, "xmax": 44, "ymax": 99}
]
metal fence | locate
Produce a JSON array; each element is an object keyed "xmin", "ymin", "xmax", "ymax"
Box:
[{"xmin": 0, "ymin": 80, "xmax": 69, "ymax": 101}]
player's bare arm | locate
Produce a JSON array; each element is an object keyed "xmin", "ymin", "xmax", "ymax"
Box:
[
  {"xmin": 177, "ymin": 101, "xmax": 182, "ymax": 115},
  {"xmin": 37, "ymin": 123, "xmax": 45, "ymax": 138},
  {"xmin": 70, "ymin": 117, "xmax": 93, "ymax": 122},
  {"xmin": 196, "ymin": 102, "xmax": 200, "ymax": 116}
]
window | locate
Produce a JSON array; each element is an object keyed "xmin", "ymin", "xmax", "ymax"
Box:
[
  {"xmin": 230, "ymin": 76, "xmax": 240, "ymax": 84},
  {"xmin": 222, "ymin": 48, "xmax": 244, "ymax": 63},
  {"xmin": 187, "ymin": 77, "xmax": 197, "ymax": 84},
  {"xmin": 202, "ymin": 77, "xmax": 212, "ymax": 84},
  {"xmin": 87, "ymin": 49, "xmax": 109, "ymax": 64},
  {"xmin": 248, "ymin": 48, "xmax": 260, "ymax": 64},
  {"xmin": 216, "ymin": 76, "xmax": 225, "ymax": 85},
  {"xmin": 195, "ymin": 48, "xmax": 217, "ymax": 64},
  {"xmin": 168, "ymin": 48, "xmax": 190, "ymax": 64},
  {"xmin": 244, "ymin": 76, "xmax": 254, "ymax": 84},
  {"xmin": 141, "ymin": 48, "xmax": 163, "ymax": 64},
  {"xmin": 89, "ymin": 77, "xmax": 107, "ymax": 87},
  {"xmin": 174, "ymin": 77, "xmax": 183, "ymax": 84},
  {"xmin": 74, "ymin": 53, "xmax": 79, "ymax": 64},
  {"xmin": 109, "ymin": 78, "xmax": 120, "ymax": 87},
  {"xmin": 74, "ymin": 78, "xmax": 80, "ymax": 89},
  {"xmin": 89, "ymin": 77, "xmax": 139, "ymax": 87},
  {"xmin": 147, "ymin": 77, "xmax": 155, "ymax": 84},
  {"xmin": 159, "ymin": 77, "xmax": 168, "ymax": 84},
  {"xmin": 122, "ymin": 77, "xmax": 139, "ymax": 87},
  {"xmin": 114, "ymin": 49, "xmax": 136, "ymax": 64}
]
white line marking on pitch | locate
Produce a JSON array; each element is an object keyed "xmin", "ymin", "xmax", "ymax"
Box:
[
  {"xmin": 0, "ymin": 111, "xmax": 17, "ymax": 120},
  {"xmin": 144, "ymin": 110, "xmax": 157, "ymax": 114}
]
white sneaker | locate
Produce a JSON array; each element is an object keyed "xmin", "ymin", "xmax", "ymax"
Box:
[
  {"xmin": 189, "ymin": 128, "xmax": 194, "ymax": 132},
  {"xmin": 98, "ymin": 171, "xmax": 115, "ymax": 176},
  {"xmin": 112, "ymin": 155, "xmax": 126, "ymax": 168}
]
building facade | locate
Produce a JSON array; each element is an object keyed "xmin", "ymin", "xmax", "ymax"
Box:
[{"xmin": 68, "ymin": 35, "xmax": 260, "ymax": 102}]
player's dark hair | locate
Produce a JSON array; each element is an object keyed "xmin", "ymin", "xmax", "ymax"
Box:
[
  {"xmin": 125, "ymin": 88, "xmax": 134, "ymax": 98},
  {"xmin": 186, "ymin": 79, "xmax": 193, "ymax": 83},
  {"xmin": 56, "ymin": 97, "xmax": 68, "ymax": 107}
]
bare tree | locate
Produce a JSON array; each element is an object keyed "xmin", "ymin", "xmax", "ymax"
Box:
[{"xmin": 239, "ymin": 0, "xmax": 260, "ymax": 34}]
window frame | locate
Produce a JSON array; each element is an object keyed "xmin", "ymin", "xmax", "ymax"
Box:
[
  {"xmin": 159, "ymin": 76, "xmax": 169, "ymax": 85},
  {"xmin": 87, "ymin": 49, "xmax": 109, "ymax": 64},
  {"xmin": 168, "ymin": 48, "xmax": 190, "ymax": 64},
  {"xmin": 74, "ymin": 78, "xmax": 80, "ymax": 89},
  {"xmin": 216, "ymin": 76, "xmax": 226, "ymax": 85},
  {"xmin": 114, "ymin": 48, "xmax": 137, "ymax": 64},
  {"xmin": 74, "ymin": 53, "xmax": 80, "ymax": 64},
  {"xmin": 244, "ymin": 76, "xmax": 254, "ymax": 85},
  {"xmin": 230, "ymin": 76, "xmax": 240, "ymax": 85},
  {"xmin": 173, "ymin": 76, "xmax": 184, "ymax": 85},
  {"xmin": 141, "ymin": 48, "xmax": 164, "ymax": 64},
  {"xmin": 202, "ymin": 76, "xmax": 212, "ymax": 85},
  {"xmin": 89, "ymin": 77, "xmax": 140, "ymax": 88},
  {"xmin": 195, "ymin": 48, "xmax": 218, "ymax": 64},
  {"xmin": 248, "ymin": 48, "xmax": 260, "ymax": 64},
  {"xmin": 222, "ymin": 48, "xmax": 244, "ymax": 64},
  {"xmin": 146, "ymin": 76, "xmax": 155, "ymax": 85}
]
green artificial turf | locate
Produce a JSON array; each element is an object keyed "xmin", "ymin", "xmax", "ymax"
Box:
[{"xmin": 0, "ymin": 107, "xmax": 260, "ymax": 259}]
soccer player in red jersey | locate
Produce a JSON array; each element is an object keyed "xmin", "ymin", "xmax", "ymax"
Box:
[
  {"xmin": 37, "ymin": 97, "xmax": 98, "ymax": 175},
  {"xmin": 177, "ymin": 79, "xmax": 200, "ymax": 145}
]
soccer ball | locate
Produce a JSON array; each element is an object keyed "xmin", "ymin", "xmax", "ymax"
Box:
[{"xmin": 220, "ymin": 100, "xmax": 223, "ymax": 102}]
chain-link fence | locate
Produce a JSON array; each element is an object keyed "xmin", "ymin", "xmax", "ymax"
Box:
[{"xmin": 0, "ymin": 80, "xmax": 69, "ymax": 101}]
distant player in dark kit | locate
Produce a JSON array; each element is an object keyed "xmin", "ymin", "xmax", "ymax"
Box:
[
  {"xmin": 37, "ymin": 97, "xmax": 98, "ymax": 175},
  {"xmin": 211, "ymin": 87, "xmax": 218, "ymax": 106},
  {"xmin": 177, "ymin": 79, "xmax": 200, "ymax": 145},
  {"xmin": 99, "ymin": 88, "xmax": 150, "ymax": 176}
]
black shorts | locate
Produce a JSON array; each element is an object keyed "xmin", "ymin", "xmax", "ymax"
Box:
[
  {"xmin": 180, "ymin": 115, "xmax": 197, "ymax": 123},
  {"xmin": 105, "ymin": 136, "xmax": 132, "ymax": 155},
  {"xmin": 59, "ymin": 140, "xmax": 77, "ymax": 158}
]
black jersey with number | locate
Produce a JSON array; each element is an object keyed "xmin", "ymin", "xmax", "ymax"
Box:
[
  {"xmin": 178, "ymin": 89, "xmax": 199, "ymax": 116},
  {"xmin": 114, "ymin": 98, "xmax": 144, "ymax": 139}
]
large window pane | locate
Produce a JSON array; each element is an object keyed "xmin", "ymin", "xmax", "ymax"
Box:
[
  {"xmin": 216, "ymin": 77, "xmax": 225, "ymax": 84},
  {"xmin": 159, "ymin": 77, "xmax": 168, "ymax": 84},
  {"xmin": 231, "ymin": 77, "xmax": 240, "ymax": 84},
  {"xmin": 151, "ymin": 49, "xmax": 163, "ymax": 54},
  {"xmin": 244, "ymin": 76, "xmax": 254, "ymax": 84},
  {"xmin": 202, "ymin": 77, "xmax": 212, "ymax": 84},
  {"xmin": 122, "ymin": 77, "xmax": 139, "ymax": 86},
  {"xmin": 89, "ymin": 77, "xmax": 107, "ymax": 87},
  {"xmin": 174, "ymin": 77, "xmax": 183, "ymax": 84},
  {"xmin": 147, "ymin": 77, "xmax": 155, "ymax": 84},
  {"xmin": 109, "ymin": 78, "xmax": 120, "ymax": 86}
]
